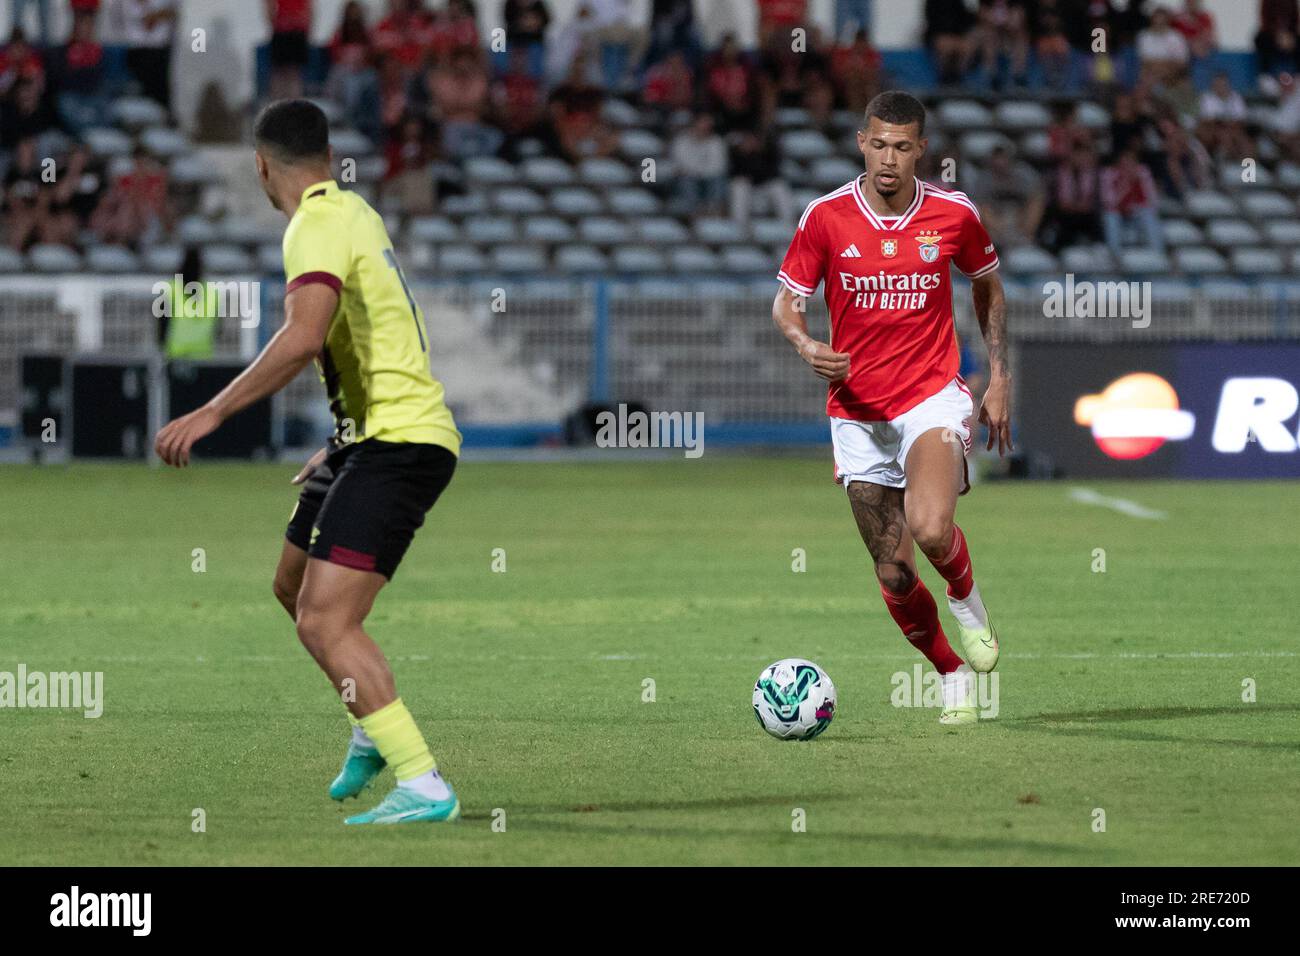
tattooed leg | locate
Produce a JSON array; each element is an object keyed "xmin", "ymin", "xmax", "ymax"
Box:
[{"xmin": 846, "ymin": 481, "xmax": 916, "ymax": 595}]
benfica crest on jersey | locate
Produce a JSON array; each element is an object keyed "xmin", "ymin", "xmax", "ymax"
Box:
[
  {"xmin": 880, "ymin": 239, "xmax": 898, "ymax": 258},
  {"xmin": 915, "ymin": 232, "xmax": 942, "ymax": 263}
]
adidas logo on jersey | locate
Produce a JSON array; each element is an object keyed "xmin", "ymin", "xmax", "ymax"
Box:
[{"xmin": 840, "ymin": 244, "xmax": 862, "ymax": 258}]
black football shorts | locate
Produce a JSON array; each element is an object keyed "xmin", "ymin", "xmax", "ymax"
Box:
[{"xmin": 285, "ymin": 439, "xmax": 457, "ymax": 580}]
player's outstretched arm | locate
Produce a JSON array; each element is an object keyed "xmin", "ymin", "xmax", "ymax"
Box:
[
  {"xmin": 971, "ymin": 270, "xmax": 1012, "ymax": 456},
  {"xmin": 154, "ymin": 283, "xmax": 338, "ymax": 467},
  {"xmin": 772, "ymin": 285, "xmax": 850, "ymax": 382}
]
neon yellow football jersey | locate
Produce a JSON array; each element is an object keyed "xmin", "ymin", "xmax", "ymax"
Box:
[{"xmin": 282, "ymin": 179, "xmax": 461, "ymax": 454}]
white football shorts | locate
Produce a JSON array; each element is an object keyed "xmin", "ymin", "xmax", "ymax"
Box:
[{"xmin": 830, "ymin": 376, "xmax": 975, "ymax": 492}]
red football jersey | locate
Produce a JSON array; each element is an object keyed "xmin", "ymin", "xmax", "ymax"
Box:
[{"xmin": 778, "ymin": 176, "xmax": 999, "ymax": 421}]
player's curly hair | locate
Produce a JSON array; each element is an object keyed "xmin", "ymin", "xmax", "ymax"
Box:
[
  {"xmin": 253, "ymin": 99, "xmax": 330, "ymax": 164},
  {"xmin": 863, "ymin": 90, "xmax": 927, "ymax": 136}
]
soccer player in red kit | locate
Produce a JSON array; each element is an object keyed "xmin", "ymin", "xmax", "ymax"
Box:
[{"xmin": 773, "ymin": 90, "xmax": 1011, "ymax": 725}]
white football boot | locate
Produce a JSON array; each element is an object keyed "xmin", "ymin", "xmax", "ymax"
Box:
[
  {"xmin": 939, "ymin": 664, "xmax": 977, "ymax": 725},
  {"xmin": 947, "ymin": 582, "xmax": 999, "ymax": 673}
]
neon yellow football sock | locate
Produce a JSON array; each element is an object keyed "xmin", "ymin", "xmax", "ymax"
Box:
[{"xmin": 357, "ymin": 698, "xmax": 436, "ymax": 781}]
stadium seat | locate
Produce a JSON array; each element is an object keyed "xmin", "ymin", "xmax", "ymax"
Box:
[
  {"xmin": 1075, "ymin": 101, "xmax": 1111, "ymax": 129},
  {"xmin": 202, "ymin": 245, "xmax": 254, "ymax": 273},
  {"xmin": 465, "ymin": 216, "xmax": 518, "ymax": 244},
  {"xmin": 176, "ymin": 216, "xmax": 220, "ymax": 245},
  {"xmin": 577, "ymin": 157, "xmax": 633, "ymax": 187},
  {"xmin": 607, "ymin": 187, "xmax": 661, "ymax": 215},
  {"xmin": 257, "ymin": 243, "xmax": 283, "ymax": 272},
  {"xmin": 1184, "ymin": 190, "xmax": 1238, "ymax": 218},
  {"xmin": 329, "ymin": 128, "xmax": 374, "ymax": 157},
  {"xmin": 959, "ymin": 131, "xmax": 1014, "ymax": 160},
  {"xmin": 634, "ymin": 217, "xmax": 690, "ymax": 243},
  {"xmin": 1204, "ymin": 219, "xmax": 1262, "ymax": 246},
  {"xmin": 110, "ymin": 95, "xmax": 167, "ymax": 130},
  {"xmin": 491, "ymin": 245, "xmax": 548, "ymax": 272},
  {"xmin": 408, "ymin": 216, "xmax": 459, "ymax": 243},
  {"xmin": 491, "ymin": 186, "xmax": 546, "ymax": 214},
  {"xmin": 140, "ymin": 126, "xmax": 189, "ymax": 159},
  {"xmin": 687, "ymin": 278, "xmax": 747, "ymax": 299},
  {"xmin": 1292, "ymin": 249, "xmax": 1300, "ymax": 272},
  {"xmin": 808, "ymin": 156, "xmax": 860, "ymax": 189},
  {"xmin": 994, "ymin": 101, "xmax": 1052, "ymax": 130},
  {"xmin": 550, "ymin": 186, "xmax": 605, "ymax": 216},
  {"xmin": 1160, "ymin": 219, "xmax": 1204, "ymax": 247},
  {"xmin": 779, "ymin": 129, "xmax": 834, "ymax": 160},
  {"xmin": 438, "ymin": 246, "xmax": 488, "ymax": 273},
  {"xmin": 751, "ymin": 218, "xmax": 793, "ymax": 245},
  {"xmin": 1218, "ymin": 161, "xmax": 1273, "ymax": 189},
  {"xmin": 578, "ymin": 217, "xmax": 631, "ymax": 244},
  {"xmin": 1059, "ymin": 245, "xmax": 1114, "ymax": 273},
  {"xmin": 84, "ymin": 245, "xmax": 140, "ymax": 272},
  {"xmin": 142, "ymin": 244, "xmax": 184, "ymax": 273},
  {"xmin": 1018, "ymin": 130, "xmax": 1051, "ymax": 161},
  {"xmin": 1240, "ymin": 191, "xmax": 1296, "ymax": 218},
  {"xmin": 694, "ymin": 217, "xmax": 745, "ymax": 244},
  {"xmin": 1004, "ymin": 246, "xmax": 1061, "ymax": 275},
  {"xmin": 351, "ymin": 155, "xmax": 386, "ymax": 183},
  {"xmin": 521, "ymin": 157, "xmax": 575, "ymax": 188},
  {"xmin": 170, "ymin": 153, "xmax": 220, "ymax": 186},
  {"xmin": 82, "ymin": 126, "xmax": 132, "ymax": 158},
  {"xmin": 602, "ymin": 98, "xmax": 641, "ymax": 127},
  {"xmin": 440, "ymin": 192, "xmax": 488, "ymax": 216},
  {"xmin": 1230, "ymin": 248, "xmax": 1286, "ymax": 274},
  {"xmin": 465, "ymin": 156, "xmax": 516, "ymax": 185},
  {"xmin": 1200, "ymin": 279, "xmax": 1254, "ymax": 302},
  {"xmin": 1118, "ymin": 248, "xmax": 1171, "ymax": 275},
  {"xmin": 612, "ymin": 247, "xmax": 668, "ymax": 272},
  {"xmin": 774, "ymin": 107, "xmax": 812, "ymax": 128},
  {"xmin": 1277, "ymin": 161, "xmax": 1300, "ymax": 189},
  {"xmin": 28, "ymin": 244, "xmax": 82, "ymax": 272},
  {"xmin": 668, "ymin": 245, "xmax": 721, "ymax": 273},
  {"xmin": 406, "ymin": 241, "xmax": 435, "ymax": 271},
  {"xmin": 0, "ymin": 247, "xmax": 25, "ymax": 273},
  {"xmin": 619, "ymin": 129, "xmax": 664, "ymax": 160},
  {"xmin": 934, "ymin": 99, "xmax": 992, "ymax": 130},
  {"xmin": 307, "ymin": 98, "xmax": 345, "ymax": 125},
  {"xmin": 720, "ymin": 245, "xmax": 773, "ymax": 272},
  {"xmin": 554, "ymin": 245, "xmax": 609, "ymax": 273},
  {"xmin": 1263, "ymin": 220, "xmax": 1300, "ymax": 245},
  {"xmin": 1173, "ymin": 247, "xmax": 1229, "ymax": 274},
  {"xmin": 522, "ymin": 215, "xmax": 576, "ymax": 243},
  {"xmin": 220, "ymin": 219, "xmax": 282, "ymax": 246}
]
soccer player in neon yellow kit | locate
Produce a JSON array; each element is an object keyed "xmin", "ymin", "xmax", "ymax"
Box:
[{"xmin": 155, "ymin": 100, "xmax": 461, "ymax": 824}]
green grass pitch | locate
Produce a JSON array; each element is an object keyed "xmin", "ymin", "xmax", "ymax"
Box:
[{"xmin": 1, "ymin": 459, "xmax": 1296, "ymax": 865}]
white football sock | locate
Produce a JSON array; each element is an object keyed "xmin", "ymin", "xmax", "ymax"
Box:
[
  {"xmin": 398, "ymin": 769, "xmax": 452, "ymax": 801},
  {"xmin": 947, "ymin": 581, "xmax": 989, "ymax": 631},
  {"xmin": 941, "ymin": 665, "xmax": 975, "ymax": 710},
  {"xmin": 351, "ymin": 724, "xmax": 377, "ymax": 751}
]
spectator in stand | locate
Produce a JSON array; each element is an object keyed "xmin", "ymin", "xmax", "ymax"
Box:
[
  {"xmin": 1046, "ymin": 100, "xmax": 1092, "ymax": 162},
  {"xmin": 669, "ymin": 111, "xmax": 727, "ymax": 215},
  {"xmin": 90, "ymin": 145, "xmax": 173, "ymax": 247},
  {"xmin": 1255, "ymin": 0, "xmax": 1299, "ymax": 86},
  {"xmin": 492, "ymin": 45, "xmax": 545, "ymax": 150},
  {"xmin": 704, "ymin": 33, "xmax": 759, "ymax": 133},
  {"xmin": 122, "ymin": 0, "xmax": 177, "ymax": 112},
  {"xmin": 647, "ymin": 0, "xmax": 700, "ymax": 69},
  {"xmin": 2, "ymin": 137, "xmax": 51, "ymax": 250},
  {"xmin": 1137, "ymin": 7, "xmax": 1190, "ymax": 90},
  {"xmin": 382, "ymin": 113, "xmax": 438, "ymax": 212},
  {"xmin": 9, "ymin": 0, "xmax": 51, "ymax": 49},
  {"xmin": 51, "ymin": 142, "xmax": 105, "ymax": 241},
  {"xmin": 431, "ymin": 0, "xmax": 481, "ymax": 61},
  {"xmin": 642, "ymin": 49, "xmax": 694, "ymax": 116},
  {"xmin": 1100, "ymin": 145, "xmax": 1165, "ymax": 258},
  {"xmin": 544, "ymin": 53, "xmax": 616, "ymax": 161},
  {"xmin": 830, "ymin": 27, "xmax": 882, "ymax": 113},
  {"xmin": 503, "ymin": 0, "xmax": 550, "ymax": 77},
  {"xmin": 373, "ymin": 0, "xmax": 436, "ymax": 74},
  {"xmin": 1155, "ymin": 110, "xmax": 1211, "ymax": 196},
  {"xmin": 967, "ymin": 144, "xmax": 1044, "ymax": 247},
  {"xmin": 969, "ymin": 0, "xmax": 1030, "ymax": 90},
  {"xmin": 1172, "ymin": 0, "xmax": 1216, "ymax": 61},
  {"xmin": 0, "ymin": 76, "xmax": 58, "ymax": 149},
  {"xmin": 52, "ymin": 10, "xmax": 105, "ymax": 134},
  {"xmin": 757, "ymin": 0, "xmax": 807, "ymax": 48},
  {"xmin": 1039, "ymin": 139, "xmax": 1102, "ymax": 253},
  {"xmin": 326, "ymin": 1, "xmax": 380, "ymax": 139},
  {"xmin": 761, "ymin": 24, "xmax": 832, "ymax": 127},
  {"xmin": 0, "ymin": 27, "xmax": 45, "ymax": 98},
  {"xmin": 924, "ymin": 0, "xmax": 974, "ymax": 86},
  {"xmin": 727, "ymin": 123, "xmax": 791, "ymax": 226},
  {"xmin": 425, "ymin": 48, "xmax": 501, "ymax": 159},
  {"xmin": 546, "ymin": 2, "xmax": 600, "ymax": 84},
  {"xmin": 584, "ymin": 0, "xmax": 649, "ymax": 89},
  {"xmin": 1109, "ymin": 89, "xmax": 1158, "ymax": 156},
  {"xmin": 265, "ymin": 0, "xmax": 312, "ymax": 100},
  {"xmin": 1197, "ymin": 72, "xmax": 1253, "ymax": 161},
  {"xmin": 1270, "ymin": 71, "xmax": 1300, "ymax": 154},
  {"xmin": 1029, "ymin": 0, "xmax": 1071, "ymax": 90}
]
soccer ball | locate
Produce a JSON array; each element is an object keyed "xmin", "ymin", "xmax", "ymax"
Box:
[{"xmin": 752, "ymin": 658, "xmax": 836, "ymax": 740}]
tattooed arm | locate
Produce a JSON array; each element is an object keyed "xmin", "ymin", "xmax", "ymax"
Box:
[
  {"xmin": 971, "ymin": 270, "xmax": 1012, "ymax": 456},
  {"xmin": 772, "ymin": 285, "xmax": 850, "ymax": 382}
]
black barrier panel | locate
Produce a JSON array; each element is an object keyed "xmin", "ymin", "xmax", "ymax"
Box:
[
  {"xmin": 69, "ymin": 361, "xmax": 151, "ymax": 459},
  {"xmin": 1018, "ymin": 342, "xmax": 1300, "ymax": 478},
  {"xmin": 166, "ymin": 362, "xmax": 274, "ymax": 460}
]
